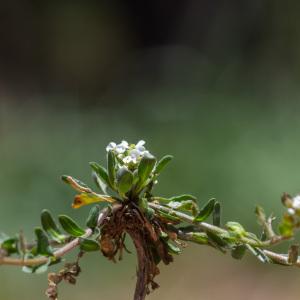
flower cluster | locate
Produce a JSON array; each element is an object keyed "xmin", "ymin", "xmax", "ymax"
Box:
[{"xmin": 106, "ymin": 140, "xmax": 150, "ymax": 168}]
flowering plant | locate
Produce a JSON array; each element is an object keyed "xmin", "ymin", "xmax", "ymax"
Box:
[{"xmin": 0, "ymin": 140, "xmax": 300, "ymax": 300}]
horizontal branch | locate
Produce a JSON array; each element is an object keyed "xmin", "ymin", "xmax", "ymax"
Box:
[
  {"xmin": 0, "ymin": 206, "xmax": 113, "ymax": 267},
  {"xmin": 148, "ymin": 202, "xmax": 285, "ymax": 247},
  {"xmin": 0, "ymin": 228, "xmax": 93, "ymax": 267}
]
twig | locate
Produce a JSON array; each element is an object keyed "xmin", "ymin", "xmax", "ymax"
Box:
[
  {"xmin": 148, "ymin": 203, "xmax": 289, "ymax": 247},
  {"xmin": 0, "ymin": 206, "xmax": 114, "ymax": 267},
  {"xmin": 148, "ymin": 202, "xmax": 300, "ymax": 268}
]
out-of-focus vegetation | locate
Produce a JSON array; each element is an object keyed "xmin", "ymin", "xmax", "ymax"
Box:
[
  {"xmin": 1, "ymin": 1, "xmax": 300, "ymax": 299},
  {"xmin": 1, "ymin": 97, "xmax": 300, "ymax": 299}
]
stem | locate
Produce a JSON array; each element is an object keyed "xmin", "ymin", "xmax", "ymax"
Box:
[
  {"xmin": 149, "ymin": 202, "xmax": 284, "ymax": 247},
  {"xmin": 129, "ymin": 232, "xmax": 149, "ymax": 300},
  {"xmin": 149, "ymin": 202, "xmax": 300, "ymax": 268},
  {"xmin": 0, "ymin": 229, "xmax": 93, "ymax": 266},
  {"xmin": 0, "ymin": 206, "xmax": 113, "ymax": 267}
]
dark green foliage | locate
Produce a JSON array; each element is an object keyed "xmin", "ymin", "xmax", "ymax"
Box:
[
  {"xmin": 41, "ymin": 210, "xmax": 65, "ymax": 243},
  {"xmin": 58, "ymin": 215, "xmax": 85, "ymax": 237},
  {"xmin": 194, "ymin": 198, "xmax": 216, "ymax": 222},
  {"xmin": 86, "ymin": 205, "xmax": 101, "ymax": 230}
]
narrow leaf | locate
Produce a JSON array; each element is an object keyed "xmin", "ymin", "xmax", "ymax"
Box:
[
  {"xmin": 61, "ymin": 175, "xmax": 91, "ymax": 193},
  {"xmin": 154, "ymin": 155, "xmax": 173, "ymax": 175},
  {"xmin": 137, "ymin": 152, "xmax": 156, "ymax": 190},
  {"xmin": 194, "ymin": 198, "xmax": 216, "ymax": 222},
  {"xmin": 34, "ymin": 227, "xmax": 53, "ymax": 256},
  {"xmin": 90, "ymin": 162, "xmax": 112, "ymax": 191},
  {"xmin": 213, "ymin": 201, "xmax": 221, "ymax": 226},
  {"xmin": 278, "ymin": 213, "xmax": 294, "ymax": 237},
  {"xmin": 157, "ymin": 211, "xmax": 181, "ymax": 223},
  {"xmin": 226, "ymin": 222, "xmax": 246, "ymax": 237},
  {"xmin": 167, "ymin": 200, "xmax": 199, "ymax": 216},
  {"xmin": 41, "ymin": 210, "xmax": 65, "ymax": 243},
  {"xmin": 191, "ymin": 232, "xmax": 209, "ymax": 245},
  {"xmin": 58, "ymin": 215, "xmax": 85, "ymax": 237},
  {"xmin": 80, "ymin": 238, "xmax": 100, "ymax": 252},
  {"xmin": 72, "ymin": 192, "xmax": 114, "ymax": 209},
  {"xmin": 169, "ymin": 194, "xmax": 197, "ymax": 202},
  {"xmin": 207, "ymin": 231, "xmax": 228, "ymax": 252},
  {"xmin": 0, "ymin": 237, "xmax": 18, "ymax": 255},
  {"xmin": 116, "ymin": 167, "xmax": 133, "ymax": 195},
  {"xmin": 86, "ymin": 205, "xmax": 101, "ymax": 229},
  {"xmin": 165, "ymin": 240, "xmax": 181, "ymax": 255},
  {"xmin": 231, "ymin": 245, "xmax": 247, "ymax": 260},
  {"xmin": 107, "ymin": 151, "xmax": 116, "ymax": 188}
]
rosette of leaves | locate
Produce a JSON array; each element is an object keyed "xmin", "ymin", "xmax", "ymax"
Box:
[{"xmin": 1, "ymin": 140, "xmax": 300, "ymax": 300}]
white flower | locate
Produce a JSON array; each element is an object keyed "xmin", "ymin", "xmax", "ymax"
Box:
[
  {"xmin": 135, "ymin": 140, "xmax": 146, "ymax": 153},
  {"xmin": 106, "ymin": 142, "xmax": 117, "ymax": 152},
  {"xmin": 106, "ymin": 140, "xmax": 129, "ymax": 154},
  {"xmin": 123, "ymin": 149, "xmax": 140, "ymax": 165},
  {"xmin": 123, "ymin": 156, "xmax": 136, "ymax": 164},
  {"xmin": 288, "ymin": 208, "xmax": 295, "ymax": 215},
  {"xmin": 115, "ymin": 140, "xmax": 129, "ymax": 154},
  {"xmin": 293, "ymin": 195, "xmax": 300, "ymax": 210}
]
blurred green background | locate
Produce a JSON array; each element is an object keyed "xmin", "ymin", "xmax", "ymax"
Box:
[{"xmin": 1, "ymin": 1, "xmax": 300, "ymax": 299}]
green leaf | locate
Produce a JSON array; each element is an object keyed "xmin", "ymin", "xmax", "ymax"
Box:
[
  {"xmin": 41, "ymin": 210, "xmax": 65, "ymax": 243},
  {"xmin": 157, "ymin": 211, "xmax": 181, "ymax": 223},
  {"xmin": 34, "ymin": 227, "xmax": 53, "ymax": 256},
  {"xmin": 154, "ymin": 155, "xmax": 173, "ymax": 175},
  {"xmin": 213, "ymin": 202, "xmax": 221, "ymax": 227},
  {"xmin": 136, "ymin": 152, "xmax": 156, "ymax": 190},
  {"xmin": 116, "ymin": 167, "xmax": 133, "ymax": 195},
  {"xmin": 138, "ymin": 197, "xmax": 149, "ymax": 212},
  {"xmin": 278, "ymin": 214, "xmax": 294, "ymax": 237},
  {"xmin": 245, "ymin": 244, "xmax": 270, "ymax": 263},
  {"xmin": 107, "ymin": 151, "xmax": 116, "ymax": 188},
  {"xmin": 231, "ymin": 244, "xmax": 247, "ymax": 260},
  {"xmin": 22, "ymin": 263, "xmax": 49, "ymax": 274},
  {"xmin": 90, "ymin": 162, "xmax": 111, "ymax": 192},
  {"xmin": 226, "ymin": 222, "xmax": 246, "ymax": 237},
  {"xmin": 191, "ymin": 232, "xmax": 209, "ymax": 245},
  {"xmin": 165, "ymin": 240, "xmax": 181, "ymax": 255},
  {"xmin": 159, "ymin": 230, "xmax": 168, "ymax": 239},
  {"xmin": 167, "ymin": 200, "xmax": 199, "ymax": 216},
  {"xmin": 194, "ymin": 198, "xmax": 216, "ymax": 222},
  {"xmin": 145, "ymin": 207, "xmax": 155, "ymax": 220},
  {"xmin": 168, "ymin": 194, "xmax": 197, "ymax": 202},
  {"xmin": 80, "ymin": 238, "xmax": 100, "ymax": 252},
  {"xmin": 58, "ymin": 215, "xmax": 85, "ymax": 237},
  {"xmin": 0, "ymin": 237, "xmax": 18, "ymax": 255},
  {"xmin": 86, "ymin": 205, "xmax": 101, "ymax": 230},
  {"xmin": 22, "ymin": 255, "xmax": 51, "ymax": 274},
  {"xmin": 207, "ymin": 231, "xmax": 228, "ymax": 252}
]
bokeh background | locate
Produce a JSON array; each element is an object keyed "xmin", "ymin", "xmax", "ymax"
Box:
[{"xmin": 1, "ymin": 1, "xmax": 300, "ymax": 299}]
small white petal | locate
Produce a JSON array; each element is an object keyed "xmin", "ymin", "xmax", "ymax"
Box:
[
  {"xmin": 293, "ymin": 196, "xmax": 300, "ymax": 209},
  {"xmin": 130, "ymin": 149, "xmax": 140, "ymax": 158},
  {"xmin": 136, "ymin": 140, "xmax": 145, "ymax": 147},
  {"xmin": 116, "ymin": 140, "xmax": 129, "ymax": 154},
  {"xmin": 106, "ymin": 142, "xmax": 116, "ymax": 152},
  {"xmin": 123, "ymin": 156, "xmax": 132, "ymax": 164},
  {"xmin": 120, "ymin": 140, "xmax": 129, "ymax": 148},
  {"xmin": 136, "ymin": 145, "xmax": 146, "ymax": 153},
  {"xmin": 288, "ymin": 208, "xmax": 296, "ymax": 215}
]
